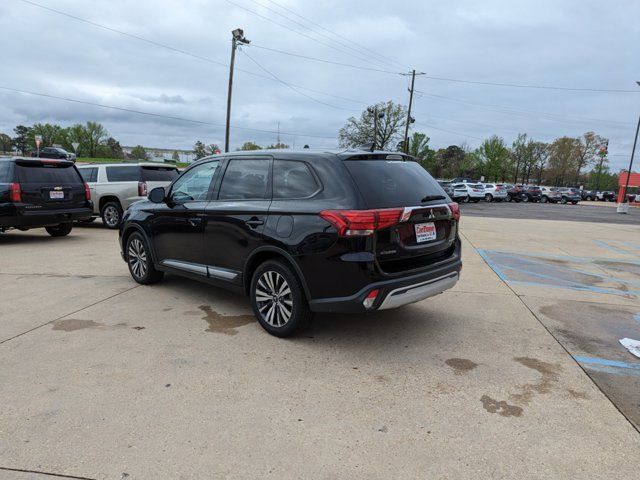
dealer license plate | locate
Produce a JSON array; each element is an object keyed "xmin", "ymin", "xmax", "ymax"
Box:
[
  {"xmin": 50, "ymin": 191, "xmax": 64, "ymax": 199},
  {"xmin": 415, "ymin": 222, "xmax": 437, "ymax": 243}
]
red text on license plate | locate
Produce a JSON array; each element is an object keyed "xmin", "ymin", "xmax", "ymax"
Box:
[{"xmin": 415, "ymin": 222, "xmax": 436, "ymax": 243}]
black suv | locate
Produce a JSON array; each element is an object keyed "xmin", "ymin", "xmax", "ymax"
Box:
[
  {"xmin": 119, "ymin": 151, "xmax": 462, "ymax": 337},
  {"xmin": 35, "ymin": 147, "xmax": 76, "ymax": 162},
  {"xmin": 0, "ymin": 158, "xmax": 92, "ymax": 236}
]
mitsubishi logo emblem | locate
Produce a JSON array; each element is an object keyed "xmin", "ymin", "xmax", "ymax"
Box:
[{"xmin": 428, "ymin": 209, "xmax": 435, "ymax": 219}]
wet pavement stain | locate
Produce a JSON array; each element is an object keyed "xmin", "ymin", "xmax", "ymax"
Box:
[
  {"xmin": 52, "ymin": 319, "xmax": 128, "ymax": 332},
  {"xmin": 567, "ymin": 389, "xmax": 589, "ymax": 400},
  {"xmin": 198, "ymin": 305, "xmax": 254, "ymax": 335},
  {"xmin": 510, "ymin": 357, "xmax": 561, "ymax": 405},
  {"xmin": 52, "ymin": 319, "xmax": 104, "ymax": 331},
  {"xmin": 480, "ymin": 395, "xmax": 523, "ymax": 417},
  {"xmin": 445, "ymin": 358, "xmax": 478, "ymax": 375}
]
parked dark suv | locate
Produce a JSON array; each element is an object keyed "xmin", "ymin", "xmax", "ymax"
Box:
[
  {"xmin": 35, "ymin": 147, "xmax": 76, "ymax": 162},
  {"xmin": 0, "ymin": 158, "xmax": 92, "ymax": 236},
  {"xmin": 119, "ymin": 151, "xmax": 462, "ymax": 337}
]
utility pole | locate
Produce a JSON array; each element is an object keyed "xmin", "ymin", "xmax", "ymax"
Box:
[
  {"xmin": 225, "ymin": 28, "xmax": 250, "ymax": 153},
  {"xmin": 620, "ymin": 81, "xmax": 640, "ymax": 208},
  {"xmin": 368, "ymin": 107, "xmax": 385, "ymax": 150},
  {"xmin": 402, "ymin": 70, "xmax": 424, "ymax": 154}
]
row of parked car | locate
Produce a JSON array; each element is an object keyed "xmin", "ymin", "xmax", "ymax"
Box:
[{"xmin": 438, "ymin": 181, "xmax": 593, "ymax": 205}]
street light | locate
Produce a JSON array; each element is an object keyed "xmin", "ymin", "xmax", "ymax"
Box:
[
  {"xmin": 225, "ymin": 28, "xmax": 250, "ymax": 153},
  {"xmin": 619, "ymin": 80, "xmax": 640, "ymax": 212},
  {"xmin": 368, "ymin": 107, "xmax": 385, "ymax": 151}
]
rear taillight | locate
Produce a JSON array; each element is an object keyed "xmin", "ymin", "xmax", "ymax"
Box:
[
  {"xmin": 320, "ymin": 208, "xmax": 403, "ymax": 237},
  {"xmin": 9, "ymin": 183, "xmax": 21, "ymax": 202},
  {"xmin": 84, "ymin": 182, "xmax": 91, "ymax": 201},
  {"xmin": 363, "ymin": 289, "xmax": 379, "ymax": 309},
  {"xmin": 448, "ymin": 202, "xmax": 460, "ymax": 221},
  {"xmin": 138, "ymin": 181, "xmax": 147, "ymax": 196}
]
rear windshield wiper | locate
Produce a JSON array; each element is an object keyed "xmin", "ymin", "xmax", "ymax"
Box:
[{"xmin": 421, "ymin": 194, "xmax": 446, "ymax": 203}]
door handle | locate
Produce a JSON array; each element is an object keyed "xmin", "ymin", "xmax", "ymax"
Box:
[
  {"xmin": 245, "ymin": 217, "xmax": 264, "ymax": 228},
  {"xmin": 188, "ymin": 218, "xmax": 203, "ymax": 227}
]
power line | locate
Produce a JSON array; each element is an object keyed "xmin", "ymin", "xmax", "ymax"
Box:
[
  {"xmin": 240, "ymin": 50, "xmax": 358, "ymax": 112},
  {"xmin": 264, "ymin": 0, "xmax": 411, "ymax": 71},
  {"xmin": 413, "ymin": 121, "xmax": 482, "ymax": 141},
  {"xmin": 423, "ymin": 75, "xmax": 640, "ymax": 94},
  {"xmin": 16, "ymin": 0, "xmax": 370, "ymax": 106},
  {"xmin": 250, "ymin": 44, "xmax": 399, "ymax": 74},
  {"xmin": 416, "ymin": 92, "xmax": 630, "ymax": 129},
  {"xmin": 0, "ymin": 85, "xmax": 338, "ymax": 140},
  {"xmin": 224, "ymin": 0, "xmax": 393, "ymax": 72}
]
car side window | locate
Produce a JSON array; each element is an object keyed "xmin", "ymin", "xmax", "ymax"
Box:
[
  {"xmin": 273, "ymin": 160, "xmax": 319, "ymax": 199},
  {"xmin": 106, "ymin": 166, "xmax": 139, "ymax": 182},
  {"xmin": 170, "ymin": 161, "xmax": 219, "ymax": 203},
  {"xmin": 218, "ymin": 158, "xmax": 270, "ymax": 200}
]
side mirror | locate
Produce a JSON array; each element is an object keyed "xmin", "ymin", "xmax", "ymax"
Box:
[{"xmin": 148, "ymin": 186, "xmax": 166, "ymax": 203}]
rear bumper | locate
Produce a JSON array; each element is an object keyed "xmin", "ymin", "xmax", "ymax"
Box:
[
  {"xmin": 309, "ymin": 252, "xmax": 461, "ymax": 313},
  {"xmin": 0, "ymin": 206, "xmax": 93, "ymax": 228}
]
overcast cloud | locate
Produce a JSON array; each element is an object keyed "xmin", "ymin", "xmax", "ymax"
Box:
[{"xmin": 1, "ymin": 0, "xmax": 639, "ymax": 169}]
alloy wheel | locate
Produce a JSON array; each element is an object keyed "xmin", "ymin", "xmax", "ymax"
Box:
[
  {"xmin": 255, "ymin": 270, "xmax": 293, "ymax": 327},
  {"xmin": 104, "ymin": 205, "xmax": 120, "ymax": 227},
  {"xmin": 128, "ymin": 238, "xmax": 148, "ymax": 279}
]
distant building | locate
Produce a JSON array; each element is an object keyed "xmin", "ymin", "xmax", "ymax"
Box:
[{"xmin": 122, "ymin": 146, "xmax": 196, "ymax": 164}]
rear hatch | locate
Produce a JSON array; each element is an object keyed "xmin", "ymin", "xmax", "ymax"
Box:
[
  {"xmin": 14, "ymin": 159, "xmax": 86, "ymax": 211},
  {"xmin": 343, "ymin": 157, "xmax": 458, "ymax": 274}
]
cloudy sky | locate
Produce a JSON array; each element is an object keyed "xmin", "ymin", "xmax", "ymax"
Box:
[{"xmin": 1, "ymin": 0, "xmax": 639, "ymax": 169}]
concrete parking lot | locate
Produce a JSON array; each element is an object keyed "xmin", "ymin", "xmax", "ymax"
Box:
[{"xmin": 1, "ymin": 205, "xmax": 639, "ymax": 479}]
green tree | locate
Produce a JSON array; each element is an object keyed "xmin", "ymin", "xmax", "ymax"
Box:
[
  {"xmin": 0, "ymin": 133, "xmax": 12, "ymax": 153},
  {"xmin": 432, "ymin": 145, "xmax": 467, "ymax": 179},
  {"xmin": 338, "ymin": 101, "xmax": 407, "ymax": 150},
  {"xmin": 477, "ymin": 136, "xmax": 511, "ymax": 182},
  {"xmin": 29, "ymin": 123, "xmax": 66, "ymax": 148},
  {"xmin": 106, "ymin": 137, "xmax": 124, "ymax": 159},
  {"xmin": 84, "ymin": 121, "xmax": 108, "ymax": 158},
  {"xmin": 547, "ymin": 137, "xmax": 579, "ymax": 186},
  {"xmin": 12, "ymin": 125, "xmax": 31, "ymax": 155},
  {"xmin": 239, "ymin": 141, "xmax": 262, "ymax": 151},
  {"xmin": 407, "ymin": 132, "xmax": 434, "ymax": 168},
  {"xmin": 193, "ymin": 141, "xmax": 207, "ymax": 159},
  {"xmin": 265, "ymin": 142, "xmax": 289, "ymax": 149},
  {"xmin": 130, "ymin": 145, "xmax": 148, "ymax": 160},
  {"xmin": 574, "ymin": 132, "xmax": 605, "ymax": 183}
]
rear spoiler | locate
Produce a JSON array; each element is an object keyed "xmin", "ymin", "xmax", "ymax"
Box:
[
  {"xmin": 341, "ymin": 153, "xmax": 416, "ymax": 162},
  {"xmin": 15, "ymin": 158, "xmax": 74, "ymax": 167}
]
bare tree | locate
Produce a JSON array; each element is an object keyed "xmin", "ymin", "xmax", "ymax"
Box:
[
  {"xmin": 338, "ymin": 101, "xmax": 407, "ymax": 150},
  {"xmin": 574, "ymin": 132, "xmax": 605, "ymax": 184}
]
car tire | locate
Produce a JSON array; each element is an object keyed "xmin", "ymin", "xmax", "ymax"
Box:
[
  {"xmin": 560, "ymin": 197, "xmax": 567, "ymax": 204},
  {"xmin": 101, "ymin": 201, "xmax": 123, "ymax": 229},
  {"xmin": 522, "ymin": 195, "xmax": 529, "ymax": 203},
  {"xmin": 45, "ymin": 223, "xmax": 73, "ymax": 237},
  {"xmin": 541, "ymin": 196, "xmax": 548, "ymax": 203},
  {"xmin": 125, "ymin": 232, "xmax": 163, "ymax": 285},
  {"xmin": 463, "ymin": 195, "xmax": 471, "ymax": 203},
  {"xmin": 484, "ymin": 194, "xmax": 493, "ymax": 202},
  {"xmin": 251, "ymin": 259, "xmax": 311, "ymax": 338}
]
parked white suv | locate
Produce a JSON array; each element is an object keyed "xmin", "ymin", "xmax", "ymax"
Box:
[
  {"xmin": 77, "ymin": 163, "xmax": 179, "ymax": 228},
  {"xmin": 482, "ymin": 183, "xmax": 508, "ymax": 202},
  {"xmin": 450, "ymin": 183, "xmax": 485, "ymax": 203}
]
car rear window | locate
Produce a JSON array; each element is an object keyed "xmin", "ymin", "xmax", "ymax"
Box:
[
  {"xmin": 15, "ymin": 163, "xmax": 81, "ymax": 183},
  {"xmin": 79, "ymin": 167, "xmax": 98, "ymax": 182},
  {"xmin": 218, "ymin": 158, "xmax": 270, "ymax": 200},
  {"xmin": 343, "ymin": 160, "xmax": 447, "ymax": 208},
  {"xmin": 106, "ymin": 166, "xmax": 140, "ymax": 182},
  {"xmin": 141, "ymin": 167, "xmax": 179, "ymax": 182},
  {"xmin": 0, "ymin": 161, "xmax": 11, "ymax": 182}
]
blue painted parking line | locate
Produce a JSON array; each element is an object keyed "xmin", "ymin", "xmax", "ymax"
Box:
[
  {"xmin": 635, "ymin": 313, "xmax": 640, "ymax": 325},
  {"xmin": 593, "ymin": 239, "xmax": 638, "ymax": 256},
  {"xmin": 574, "ymin": 355, "xmax": 640, "ymax": 377},
  {"xmin": 477, "ymin": 249, "xmax": 640, "ymax": 297}
]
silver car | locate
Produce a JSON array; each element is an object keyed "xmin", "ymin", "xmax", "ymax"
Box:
[{"xmin": 77, "ymin": 163, "xmax": 179, "ymax": 228}]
